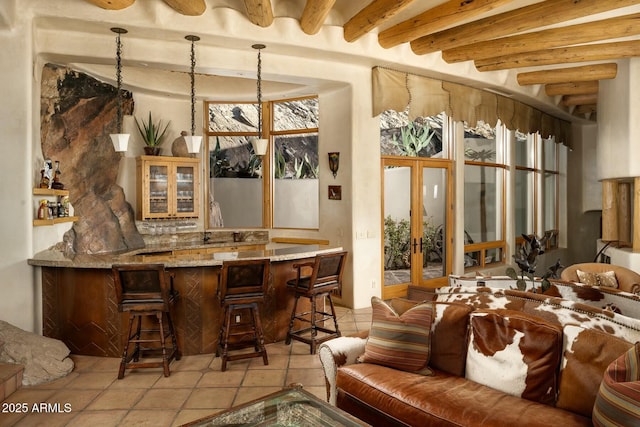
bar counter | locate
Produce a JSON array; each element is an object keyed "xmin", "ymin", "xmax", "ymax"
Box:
[{"xmin": 29, "ymin": 244, "xmax": 343, "ymax": 357}]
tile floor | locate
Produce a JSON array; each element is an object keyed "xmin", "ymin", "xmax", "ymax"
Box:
[{"xmin": 1, "ymin": 305, "xmax": 372, "ymax": 427}]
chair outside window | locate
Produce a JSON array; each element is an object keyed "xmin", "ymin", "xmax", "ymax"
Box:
[
  {"xmin": 112, "ymin": 264, "xmax": 180, "ymax": 379},
  {"xmin": 216, "ymin": 258, "xmax": 270, "ymax": 371},
  {"xmin": 286, "ymin": 251, "xmax": 347, "ymax": 354}
]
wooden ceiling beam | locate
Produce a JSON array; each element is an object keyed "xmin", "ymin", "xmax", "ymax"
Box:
[
  {"xmin": 243, "ymin": 0, "xmax": 274, "ymax": 27},
  {"xmin": 84, "ymin": 0, "xmax": 134, "ymax": 10},
  {"xmin": 562, "ymin": 93, "xmax": 598, "ymax": 107},
  {"xmin": 545, "ymin": 81, "xmax": 599, "ymax": 97},
  {"xmin": 443, "ymin": 13, "xmax": 640, "ymax": 64},
  {"xmin": 301, "ymin": 0, "xmax": 336, "ymax": 35},
  {"xmin": 476, "ymin": 40, "xmax": 640, "ymax": 72},
  {"xmin": 162, "ymin": 0, "xmax": 205, "ymax": 16},
  {"xmin": 411, "ymin": 0, "xmax": 640, "ymax": 55},
  {"xmin": 378, "ymin": 0, "xmax": 513, "ymax": 49},
  {"xmin": 574, "ymin": 104, "xmax": 598, "ymax": 115},
  {"xmin": 344, "ymin": 0, "xmax": 416, "ymax": 43},
  {"xmin": 517, "ymin": 63, "xmax": 618, "ymax": 86}
]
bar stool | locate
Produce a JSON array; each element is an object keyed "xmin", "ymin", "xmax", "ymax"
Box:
[
  {"xmin": 286, "ymin": 251, "xmax": 347, "ymax": 354},
  {"xmin": 112, "ymin": 264, "xmax": 180, "ymax": 379},
  {"xmin": 216, "ymin": 258, "xmax": 270, "ymax": 371}
]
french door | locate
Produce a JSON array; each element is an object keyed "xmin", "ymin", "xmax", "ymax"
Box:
[{"xmin": 382, "ymin": 157, "xmax": 452, "ymax": 299}]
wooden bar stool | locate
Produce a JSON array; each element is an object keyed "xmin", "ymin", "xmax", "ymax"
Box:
[
  {"xmin": 216, "ymin": 258, "xmax": 270, "ymax": 371},
  {"xmin": 112, "ymin": 264, "xmax": 180, "ymax": 379},
  {"xmin": 286, "ymin": 251, "xmax": 347, "ymax": 354}
]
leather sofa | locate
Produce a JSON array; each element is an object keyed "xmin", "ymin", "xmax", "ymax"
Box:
[
  {"xmin": 560, "ymin": 262, "xmax": 640, "ymax": 294},
  {"xmin": 319, "ymin": 287, "xmax": 640, "ymax": 426}
]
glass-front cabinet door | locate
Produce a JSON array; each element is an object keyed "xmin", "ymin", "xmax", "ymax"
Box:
[
  {"xmin": 174, "ymin": 165, "xmax": 197, "ymax": 217},
  {"xmin": 137, "ymin": 156, "xmax": 200, "ymax": 220},
  {"xmin": 148, "ymin": 164, "xmax": 170, "ymax": 217}
]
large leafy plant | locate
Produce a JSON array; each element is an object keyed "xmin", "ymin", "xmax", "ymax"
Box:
[
  {"xmin": 135, "ymin": 111, "xmax": 170, "ymax": 147},
  {"xmin": 392, "ymin": 121, "xmax": 436, "ymax": 157}
]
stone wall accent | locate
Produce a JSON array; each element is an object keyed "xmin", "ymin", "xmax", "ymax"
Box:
[
  {"xmin": 40, "ymin": 64, "xmax": 144, "ymax": 254},
  {"xmin": 0, "ymin": 321, "xmax": 73, "ymax": 385}
]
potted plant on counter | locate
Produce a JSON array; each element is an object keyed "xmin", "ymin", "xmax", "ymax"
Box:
[{"xmin": 135, "ymin": 111, "xmax": 170, "ymax": 155}]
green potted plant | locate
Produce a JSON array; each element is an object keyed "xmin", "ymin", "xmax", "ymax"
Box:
[{"xmin": 135, "ymin": 111, "xmax": 170, "ymax": 155}]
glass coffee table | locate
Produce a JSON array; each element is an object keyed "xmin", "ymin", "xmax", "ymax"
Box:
[{"xmin": 181, "ymin": 385, "xmax": 369, "ymax": 426}]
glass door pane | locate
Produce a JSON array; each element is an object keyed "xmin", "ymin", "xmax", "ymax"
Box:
[
  {"xmin": 176, "ymin": 165, "xmax": 195, "ymax": 216},
  {"xmin": 383, "ymin": 164, "xmax": 412, "ymax": 292},
  {"xmin": 421, "ymin": 167, "xmax": 447, "ymax": 281}
]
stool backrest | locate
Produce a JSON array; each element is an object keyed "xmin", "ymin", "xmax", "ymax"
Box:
[
  {"xmin": 112, "ymin": 264, "xmax": 170, "ymax": 311},
  {"xmin": 309, "ymin": 251, "xmax": 347, "ymax": 289},
  {"xmin": 219, "ymin": 258, "xmax": 270, "ymax": 302}
]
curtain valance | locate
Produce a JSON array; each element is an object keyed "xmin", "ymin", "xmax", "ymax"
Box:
[{"xmin": 372, "ymin": 67, "xmax": 571, "ymax": 145}]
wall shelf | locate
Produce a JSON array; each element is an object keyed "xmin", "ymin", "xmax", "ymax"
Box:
[{"xmin": 32, "ymin": 188, "xmax": 77, "ymax": 227}]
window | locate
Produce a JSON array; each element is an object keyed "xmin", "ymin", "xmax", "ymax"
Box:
[
  {"xmin": 463, "ymin": 121, "xmax": 506, "ymax": 269},
  {"xmin": 272, "ymin": 97, "xmax": 319, "ymax": 229},
  {"xmin": 543, "ymin": 136, "xmax": 559, "ymax": 249},
  {"xmin": 380, "ymin": 110, "xmax": 446, "ymax": 158},
  {"xmin": 515, "ymin": 132, "xmax": 535, "ymax": 237},
  {"xmin": 205, "ymin": 96, "xmax": 319, "ymax": 229}
]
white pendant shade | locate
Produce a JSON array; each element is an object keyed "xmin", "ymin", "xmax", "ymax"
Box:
[
  {"xmin": 251, "ymin": 138, "xmax": 268, "ymax": 156},
  {"xmin": 184, "ymin": 135, "xmax": 202, "ymax": 154},
  {"xmin": 110, "ymin": 133, "xmax": 130, "ymax": 152}
]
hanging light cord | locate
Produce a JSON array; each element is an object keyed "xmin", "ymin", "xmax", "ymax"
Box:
[
  {"xmin": 257, "ymin": 47, "xmax": 262, "ymax": 137},
  {"xmin": 114, "ymin": 30, "xmax": 124, "ymax": 133},
  {"xmin": 189, "ymin": 37, "xmax": 197, "ymax": 136}
]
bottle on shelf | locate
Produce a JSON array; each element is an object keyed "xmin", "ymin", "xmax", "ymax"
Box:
[{"xmin": 37, "ymin": 199, "xmax": 48, "ymax": 220}]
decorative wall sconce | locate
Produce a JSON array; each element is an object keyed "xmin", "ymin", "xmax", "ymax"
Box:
[
  {"xmin": 184, "ymin": 35, "xmax": 202, "ymax": 154},
  {"xmin": 109, "ymin": 27, "xmax": 130, "ymax": 153},
  {"xmin": 251, "ymin": 43, "xmax": 268, "ymax": 156},
  {"xmin": 328, "ymin": 152, "xmax": 340, "ymax": 178}
]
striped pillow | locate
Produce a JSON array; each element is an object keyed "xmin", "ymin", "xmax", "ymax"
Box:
[
  {"xmin": 360, "ymin": 296, "xmax": 433, "ymax": 373},
  {"xmin": 593, "ymin": 342, "xmax": 640, "ymax": 426}
]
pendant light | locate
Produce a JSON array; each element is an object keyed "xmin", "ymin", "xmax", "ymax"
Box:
[
  {"xmin": 109, "ymin": 27, "xmax": 130, "ymax": 153},
  {"xmin": 251, "ymin": 43, "xmax": 268, "ymax": 156},
  {"xmin": 184, "ymin": 35, "xmax": 202, "ymax": 154}
]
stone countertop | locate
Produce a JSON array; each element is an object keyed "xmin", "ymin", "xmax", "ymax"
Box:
[{"xmin": 28, "ymin": 244, "xmax": 343, "ymax": 269}]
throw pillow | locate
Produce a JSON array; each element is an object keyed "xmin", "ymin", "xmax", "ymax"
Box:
[
  {"xmin": 465, "ymin": 309, "xmax": 563, "ymax": 406},
  {"xmin": 576, "ymin": 269, "xmax": 619, "ymax": 288},
  {"xmin": 556, "ymin": 325, "xmax": 634, "ymax": 417},
  {"xmin": 360, "ymin": 296, "xmax": 433, "ymax": 373},
  {"xmin": 390, "ymin": 298, "xmax": 473, "ymax": 376},
  {"xmin": 593, "ymin": 342, "xmax": 640, "ymax": 426}
]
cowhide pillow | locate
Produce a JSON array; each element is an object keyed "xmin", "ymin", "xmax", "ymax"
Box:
[
  {"xmin": 465, "ymin": 309, "xmax": 562, "ymax": 405},
  {"xmin": 556, "ymin": 324, "xmax": 633, "ymax": 417},
  {"xmin": 360, "ymin": 296, "xmax": 433, "ymax": 374},
  {"xmin": 593, "ymin": 342, "xmax": 640, "ymax": 426},
  {"xmin": 577, "ymin": 269, "xmax": 619, "ymax": 288}
]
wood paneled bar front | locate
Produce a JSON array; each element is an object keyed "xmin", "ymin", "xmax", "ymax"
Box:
[{"xmin": 29, "ymin": 245, "xmax": 343, "ymax": 357}]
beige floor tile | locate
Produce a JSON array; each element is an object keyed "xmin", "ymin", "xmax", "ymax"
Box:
[
  {"xmin": 207, "ymin": 356, "xmax": 251, "ymax": 372},
  {"xmin": 4, "ymin": 389, "xmax": 57, "ymax": 406},
  {"xmin": 65, "ymin": 409, "xmax": 128, "ymax": 427},
  {"xmin": 65, "ymin": 373, "xmax": 116, "ymax": 390},
  {"xmin": 31, "ymin": 372, "xmax": 79, "ymax": 390},
  {"xmin": 285, "ymin": 368, "xmax": 326, "ymax": 387},
  {"xmin": 183, "ymin": 387, "xmax": 236, "ymax": 409},
  {"xmin": 154, "ymin": 371, "xmax": 203, "ymax": 388},
  {"xmin": 86, "ymin": 388, "xmax": 146, "ymax": 410},
  {"xmin": 288, "ymin": 354, "xmax": 322, "ymax": 369},
  {"xmin": 241, "ymin": 369, "xmax": 286, "ymax": 387},
  {"xmin": 119, "ymin": 409, "xmax": 178, "ymax": 427},
  {"xmin": 108, "ymin": 372, "xmax": 161, "ymax": 389},
  {"xmin": 232, "ymin": 386, "xmax": 282, "ymax": 407},
  {"xmin": 68, "ymin": 355, "xmax": 100, "ymax": 373},
  {"xmin": 87, "ymin": 357, "xmax": 121, "ymax": 372},
  {"xmin": 303, "ymin": 386, "xmax": 328, "ymax": 402},
  {"xmin": 171, "ymin": 355, "xmax": 215, "ymax": 372},
  {"xmin": 172, "ymin": 409, "xmax": 223, "ymax": 427},
  {"xmin": 248, "ymin": 353, "xmax": 288, "ymax": 370},
  {"xmin": 46, "ymin": 388, "xmax": 102, "ymax": 411},
  {"xmin": 263, "ymin": 342, "xmax": 292, "ymax": 355},
  {"xmin": 12, "ymin": 411, "xmax": 76, "ymax": 426},
  {"xmin": 134, "ymin": 388, "xmax": 192, "ymax": 409},
  {"xmin": 1, "ymin": 411, "xmax": 26, "ymax": 426},
  {"xmin": 197, "ymin": 370, "xmax": 245, "ymax": 387}
]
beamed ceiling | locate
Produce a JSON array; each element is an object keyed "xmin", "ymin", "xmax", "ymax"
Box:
[{"xmin": 84, "ymin": 0, "xmax": 640, "ymax": 121}]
